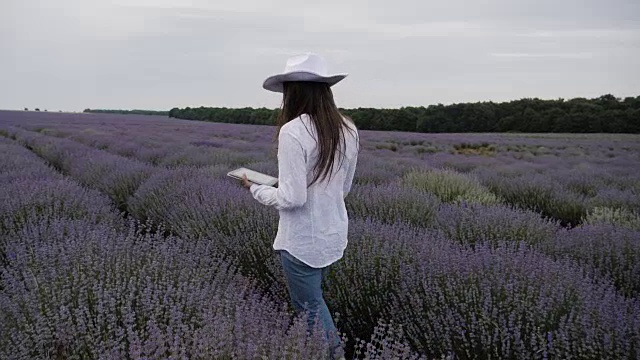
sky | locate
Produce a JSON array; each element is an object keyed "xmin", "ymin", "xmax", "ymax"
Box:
[{"xmin": 1, "ymin": 0, "xmax": 639, "ymax": 111}]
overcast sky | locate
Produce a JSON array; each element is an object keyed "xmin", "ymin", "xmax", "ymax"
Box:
[{"xmin": 1, "ymin": 0, "xmax": 639, "ymax": 111}]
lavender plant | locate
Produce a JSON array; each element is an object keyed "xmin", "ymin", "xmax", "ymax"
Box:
[
  {"xmin": 128, "ymin": 166, "xmax": 273, "ymax": 238},
  {"xmin": 0, "ymin": 140, "xmax": 122, "ymax": 233},
  {"xmin": 2, "ymin": 110, "xmax": 640, "ymax": 359},
  {"xmin": 478, "ymin": 172, "xmax": 589, "ymax": 226},
  {"xmin": 583, "ymin": 206, "xmax": 640, "ymax": 230},
  {"xmin": 391, "ymin": 241, "xmax": 640, "ymax": 359},
  {"xmin": 352, "ymin": 153, "xmax": 425, "ymax": 186},
  {"xmin": 128, "ymin": 166, "xmax": 287, "ymax": 299},
  {"xmin": 590, "ymin": 188, "xmax": 640, "ymax": 213},
  {"xmin": 435, "ymin": 203, "xmax": 560, "ymax": 248},
  {"xmin": 1, "ymin": 218, "xmax": 330, "ymax": 359},
  {"xmin": 0, "ymin": 139, "xmax": 60, "ymax": 180},
  {"xmin": 346, "ymin": 183, "xmax": 441, "ymax": 227},
  {"xmin": 1, "ymin": 178, "xmax": 123, "ymax": 234},
  {"xmin": 403, "ymin": 168, "xmax": 502, "ymax": 206},
  {"xmin": 325, "ymin": 219, "xmax": 437, "ymax": 345},
  {"xmin": 353, "ymin": 320, "xmax": 428, "ymax": 360},
  {"xmin": 542, "ymin": 224, "xmax": 640, "ymax": 297},
  {"xmin": 11, "ymin": 128, "xmax": 154, "ymax": 211},
  {"xmin": 159, "ymin": 145, "xmax": 256, "ymax": 168}
]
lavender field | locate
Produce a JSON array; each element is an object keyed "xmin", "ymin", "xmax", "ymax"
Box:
[{"xmin": 1, "ymin": 110, "xmax": 639, "ymax": 359}]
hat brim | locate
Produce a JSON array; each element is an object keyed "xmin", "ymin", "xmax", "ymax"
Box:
[{"xmin": 263, "ymin": 71, "xmax": 348, "ymax": 93}]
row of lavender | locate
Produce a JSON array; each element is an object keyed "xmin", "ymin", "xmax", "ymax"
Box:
[
  {"xmin": 5, "ymin": 111, "xmax": 638, "ymax": 228},
  {"xmin": 1, "ymin": 112, "xmax": 639, "ymax": 358},
  {"xmin": 0, "ymin": 135, "xmax": 420, "ymax": 358},
  {"xmin": 5, "ymin": 124, "xmax": 640, "ymax": 298},
  {"xmin": 5, "ymin": 114, "xmax": 640, "ymax": 294}
]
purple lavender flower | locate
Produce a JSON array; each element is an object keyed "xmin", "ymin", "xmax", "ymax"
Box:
[
  {"xmin": 2, "ymin": 110, "xmax": 640, "ymax": 359},
  {"xmin": 1, "ymin": 218, "xmax": 329, "ymax": 359},
  {"xmin": 435, "ymin": 203, "xmax": 560, "ymax": 248},
  {"xmin": 543, "ymin": 224, "xmax": 640, "ymax": 297}
]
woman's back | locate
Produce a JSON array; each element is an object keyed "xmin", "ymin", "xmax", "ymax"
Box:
[
  {"xmin": 252, "ymin": 113, "xmax": 359, "ymax": 268},
  {"xmin": 287, "ymin": 114, "xmax": 359, "ymax": 190}
]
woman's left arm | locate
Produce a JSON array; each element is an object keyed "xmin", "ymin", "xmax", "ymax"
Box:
[{"xmin": 249, "ymin": 130, "xmax": 307, "ymax": 210}]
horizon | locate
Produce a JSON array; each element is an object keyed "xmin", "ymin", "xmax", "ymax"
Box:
[
  {"xmin": 4, "ymin": 92, "xmax": 638, "ymax": 113},
  {"xmin": 2, "ymin": 0, "xmax": 639, "ymax": 112}
]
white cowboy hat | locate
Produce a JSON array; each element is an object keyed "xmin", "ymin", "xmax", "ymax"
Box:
[{"xmin": 262, "ymin": 53, "xmax": 348, "ymax": 93}]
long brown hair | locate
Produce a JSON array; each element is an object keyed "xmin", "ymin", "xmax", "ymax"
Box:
[{"xmin": 275, "ymin": 81, "xmax": 357, "ymax": 187}]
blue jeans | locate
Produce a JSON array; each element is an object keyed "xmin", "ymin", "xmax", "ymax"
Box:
[{"xmin": 278, "ymin": 250, "xmax": 344, "ymax": 358}]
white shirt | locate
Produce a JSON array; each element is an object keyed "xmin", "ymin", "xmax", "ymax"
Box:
[{"xmin": 250, "ymin": 114, "xmax": 359, "ymax": 268}]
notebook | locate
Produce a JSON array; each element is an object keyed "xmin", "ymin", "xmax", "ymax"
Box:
[{"xmin": 227, "ymin": 167, "xmax": 278, "ymax": 186}]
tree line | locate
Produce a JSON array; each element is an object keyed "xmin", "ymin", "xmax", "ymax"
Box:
[{"xmin": 88, "ymin": 94, "xmax": 640, "ymax": 133}]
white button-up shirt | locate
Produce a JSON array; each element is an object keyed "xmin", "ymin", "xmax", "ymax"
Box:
[{"xmin": 250, "ymin": 114, "xmax": 359, "ymax": 268}]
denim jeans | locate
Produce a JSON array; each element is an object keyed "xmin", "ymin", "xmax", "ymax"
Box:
[{"xmin": 278, "ymin": 250, "xmax": 344, "ymax": 358}]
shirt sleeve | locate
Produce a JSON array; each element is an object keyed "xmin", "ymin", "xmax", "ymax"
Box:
[{"xmin": 250, "ymin": 130, "xmax": 308, "ymax": 210}]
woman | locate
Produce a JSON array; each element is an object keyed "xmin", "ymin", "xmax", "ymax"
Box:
[{"xmin": 241, "ymin": 53, "xmax": 359, "ymax": 359}]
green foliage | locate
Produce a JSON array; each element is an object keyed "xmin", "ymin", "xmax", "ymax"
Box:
[
  {"xmin": 415, "ymin": 145, "xmax": 439, "ymax": 154},
  {"xmin": 169, "ymin": 106, "xmax": 278, "ymax": 125},
  {"xmin": 403, "ymin": 169, "xmax": 502, "ymax": 205},
  {"xmin": 583, "ymin": 207, "xmax": 640, "ymax": 230},
  {"xmin": 375, "ymin": 143, "xmax": 398, "ymax": 152},
  {"xmin": 483, "ymin": 176, "xmax": 589, "ymax": 227},
  {"xmin": 452, "ymin": 142, "xmax": 496, "ymax": 155},
  {"xmin": 166, "ymin": 94, "xmax": 640, "ymax": 133}
]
